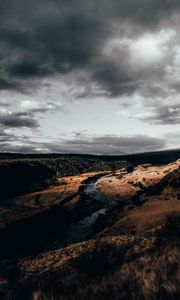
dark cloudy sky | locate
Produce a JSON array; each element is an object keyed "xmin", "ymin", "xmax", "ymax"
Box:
[{"xmin": 1, "ymin": 0, "xmax": 180, "ymax": 154}]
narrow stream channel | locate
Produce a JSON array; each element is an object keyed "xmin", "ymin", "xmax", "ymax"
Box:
[{"xmin": 65, "ymin": 175, "xmax": 118, "ymax": 244}]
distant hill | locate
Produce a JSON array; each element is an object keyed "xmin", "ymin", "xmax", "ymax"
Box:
[{"xmin": 0, "ymin": 148, "xmax": 180, "ymax": 164}]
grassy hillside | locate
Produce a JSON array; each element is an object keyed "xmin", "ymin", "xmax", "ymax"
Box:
[
  {"xmin": 0, "ymin": 157, "xmax": 128, "ymax": 201},
  {"xmin": 1, "ymin": 149, "xmax": 180, "ymax": 201},
  {"xmin": 1, "ymin": 157, "xmax": 180, "ymax": 299}
]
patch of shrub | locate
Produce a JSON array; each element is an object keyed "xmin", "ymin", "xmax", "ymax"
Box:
[
  {"xmin": 161, "ymin": 214, "xmax": 180, "ymax": 239},
  {"xmin": 72, "ymin": 243, "xmax": 123, "ymax": 278}
]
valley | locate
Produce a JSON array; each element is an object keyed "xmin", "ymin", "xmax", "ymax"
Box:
[{"xmin": 0, "ymin": 154, "xmax": 180, "ymax": 299}]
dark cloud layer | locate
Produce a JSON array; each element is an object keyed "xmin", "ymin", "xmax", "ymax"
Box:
[
  {"xmin": 0, "ymin": 111, "xmax": 38, "ymax": 128},
  {"xmin": 56, "ymin": 135, "xmax": 166, "ymax": 155},
  {"xmin": 0, "ymin": 0, "xmax": 180, "ymax": 153},
  {"xmin": 135, "ymin": 103, "xmax": 180, "ymax": 125},
  {"xmin": 0, "ymin": 0, "xmax": 180, "ymax": 95},
  {"xmin": 0, "ymin": 134, "xmax": 165, "ymax": 155},
  {"xmin": 0, "ymin": 78, "xmax": 17, "ymax": 90}
]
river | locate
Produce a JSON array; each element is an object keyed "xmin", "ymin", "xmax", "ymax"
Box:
[{"xmin": 65, "ymin": 174, "xmax": 118, "ymax": 244}]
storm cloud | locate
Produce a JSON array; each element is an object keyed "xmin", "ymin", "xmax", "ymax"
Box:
[
  {"xmin": 0, "ymin": 0, "xmax": 180, "ymax": 94},
  {"xmin": 53, "ymin": 135, "xmax": 166, "ymax": 155},
  {"xmin": 1, "ymin": 0, "xmax": 180, "ymax": 153},
  {"xmin": 0, "ymin": 134, "xmax": 166, "ymax": 155},
  {"xmin": 0, "ymin": 110, "xmax": 38, "ymax": 128}
]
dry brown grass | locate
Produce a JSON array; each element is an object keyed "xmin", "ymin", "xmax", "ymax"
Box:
[
  {"xmin": 99, "ymin": 199, "xmax": 180, "ymax": 237},
  {"xmin": 0, "ymin": 171, "xmax": 109, "ymax": 232},
  {"xmin": 1, "ymin": 160, "xmax": 180, "ymax": 299},
  {"xmin": 96, "ymin": 160, "xmax": 180, "ymax": 200},
  {"xmin": 2, "ymin": 227, "xmax": 179, "ymax": 300}
]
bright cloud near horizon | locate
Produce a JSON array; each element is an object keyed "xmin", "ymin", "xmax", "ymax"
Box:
[{"xmin": 1, "ymin": 0, "xmax": 180, "ymax": 154}]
